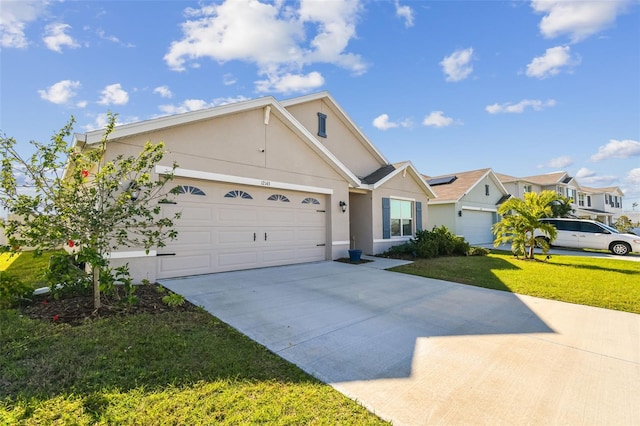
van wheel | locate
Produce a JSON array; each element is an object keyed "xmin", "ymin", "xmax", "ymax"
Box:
[{"xmin": 610, "ymin": 242, "xmax": 630, "ymax": 255}]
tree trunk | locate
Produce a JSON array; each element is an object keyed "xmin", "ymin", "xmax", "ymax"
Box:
[{"xmin": 92, "ymin": 265, "xmax": 101, "ymax": 309}]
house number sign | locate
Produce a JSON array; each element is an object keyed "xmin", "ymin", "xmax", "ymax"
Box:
[{"xmin": 261, "ymin": 180, "xmax": 271, "ymax": 186}]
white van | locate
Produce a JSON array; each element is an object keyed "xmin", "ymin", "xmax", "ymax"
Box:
[{"xmin": 535, "ymin": 218, "xmax": 640, "ymax": 255}]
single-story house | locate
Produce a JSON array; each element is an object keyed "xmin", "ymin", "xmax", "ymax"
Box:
[
  {"xmin": 73, "ymin": 91, "xmax": 435, "ymax": 282},
  {"xmin": 423, "ymin": 168, "xmax": 510, "ymax": 244}
]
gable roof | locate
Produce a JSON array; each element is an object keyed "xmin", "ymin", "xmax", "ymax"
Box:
[
  {"xmin": 580, "ymin": 186, "xmax": 624, "ymax": 196},
  {"xmin": 367, "ymin": 161, "xmax": 437, "ymax": 198},
  {"xmin": 423, "ymin": 168, "xmax": 509, "ymax": 203},
  {"xmin": 518, "ymin": 171, "xmax": 576, "ymax": 187},
  {"xmin": 73, "ymin": 95, "xmax": 361, "ymax": 188},
  {"xmin": 280, "ymin": 91, "xmax": 389, "ymax": 167},
  {"xmin": 361, "ymin": 164, "xmax": 396, "ymax": 184}
]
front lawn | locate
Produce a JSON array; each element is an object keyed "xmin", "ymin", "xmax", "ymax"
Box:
[
  {"xmin": 390, "ymin": 251, "xmax": 640, "ymax": 314},
  {"xmin": 0, "ymin": 252, "xmax": 389, "ymax": 425}
]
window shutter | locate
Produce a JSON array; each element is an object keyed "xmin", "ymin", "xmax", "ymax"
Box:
[
  {"xmin": 415, "ymin": 201, "xmax": 422, "ymax": 232},
  {"xmin": 382, "ymin": 197, "xmax": 390, "ymax": 239}
]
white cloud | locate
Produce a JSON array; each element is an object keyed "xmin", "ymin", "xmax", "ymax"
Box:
[
  {"xmin": 38, "ymin": 80, "xmax": 81, "ymax": 104},
  {"xmin": 164, "ymin": 0, "xmax": 366, "ymax": 94},
  {"xmin": 590, "ymin": 139, "xmax": 640, "ymax": 161},
  {"xmin": 255, "ymin": 71, "xmax": 324, "ymax": 94},
  {"xmin": 526, "ymin": 45, "xmax": 580, "ymax": 79},
  {"xmin": 576, "ymin": 167, "xmax": 596, "ymax": 179},
  {"xmin": 626, "ymin": 168, "xmax": 640, "ymax": 186},
  {"xmin": 423, "ymin": 111, "xmax": 456, "ymax": 128},
  {"xmin": 486, "ymin": 99, "xmax": 556, "ymax": 114},
  {"xmin": 158, "ymin": 96, "xmax": 250, "ymax": 115},
  {"xmin": 223, "ymin": 73, "xmax": 237, "ymax": 86},
  {"xmin": 372, "ymin": 114, "xmax": 411, "ymax": 130},
  {"xmin": 440, "ymin": 47, "xmax": 474, "ymax": 82},
  {"xmin": 43, "ymin": 23, "xmax": 80, "ymax": 52},
  {"xmin": 0, "ymin": 0, "xmax": 49, "ymax": 48},
  {"xmin": 395, "ymin": 1, "xmax": 414, "ymax": 28},
  {"xmin": 547, "ymin": 156, "xmax": 573, "ymax": 168},
  {"xmin": 153, "ymin": 85, "xmax": 173, "ymax": 98},
  {"xmin": 98, "ymin": 83, "xmax": 129, "ymax": 106},
  {"xmin": 531, "ymin": 0, "xmax": 630, "ymax": 43}
]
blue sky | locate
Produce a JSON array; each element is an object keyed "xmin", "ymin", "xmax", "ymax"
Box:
[{"xmin": 1, "ymin": 0, "xmax": 639, "ymax": 211}]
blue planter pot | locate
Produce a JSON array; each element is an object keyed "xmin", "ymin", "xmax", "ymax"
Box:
[{"xmin": 348, "ymin": 249, "xmax": 362, "ymax": 262}]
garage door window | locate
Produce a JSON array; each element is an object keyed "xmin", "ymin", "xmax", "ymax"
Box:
[
  {"xmin": 391, "ymin": 199, "xmax": 413, "ymax": 237},
  {"xmin": 267, "ymin": 194, "xmax": 290, "ymax": 202},
  {"xmin": 174, "ymin": 185, "xmax": 206, "ymax": 196},
  {"xmin": 302, "ymin": 197, "xmax": 320, "ymax": 205},
  {"xmin": 224, "ymin": 190, "xmax": 253, "ymax": 199}
]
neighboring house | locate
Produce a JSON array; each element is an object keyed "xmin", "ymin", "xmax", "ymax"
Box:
[
  {"xmin": 423, "ymin": 168, "xmax": 510, "ymax": 244},
  {"xmin": 497, "ymin": 171, "xmax": 624, "ymax": 225},
  {"xmin": 72, "ymin": 91, "xmax": 435, "ymax": 282},
  {"xmin": 578, "ymin": 186, "xmax": 625, "ymax": 224}
]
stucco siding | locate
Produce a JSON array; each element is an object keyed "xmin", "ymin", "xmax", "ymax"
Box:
[
  {"xmin": 285, "ymin": 100, "xmax": 383, "ymax": 176},
  {"xmin": 371, "ymin": 173, "xmax": 430, "ymax": 254}
]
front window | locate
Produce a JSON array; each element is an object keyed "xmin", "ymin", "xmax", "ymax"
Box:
[
  {"xmin": 524, "ymin": 184, "xmax": 532, "ymax": 193},
  {"xmin": 578, "ymin": 193, "xmax": 585, "ymax": 206},
  {"xmin": 390, "ymin": 199, "xmax": 413, "ymax": 237}
]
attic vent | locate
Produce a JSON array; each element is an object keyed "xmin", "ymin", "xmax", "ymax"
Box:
[
  {"xmin": 267, "ymin": 194, "xmax": 290, "ymax": 202},
  {"xmin": 562, "ymin": 177, "xmax": 572, "ymax": 184},
  {"xmin": 302, "ymin": 197, "xmax": 320, "ymax": 205},
  {"xmin": 427, "ymin": 176, "xmax": 457, "ymax": 186},
  {"xmin": 174, "ymin": 185, "xmax": 206, "ymax": 195},
  {"xmin": 224, "ymin": 190, "xmax": 253, "ymax": 199}
]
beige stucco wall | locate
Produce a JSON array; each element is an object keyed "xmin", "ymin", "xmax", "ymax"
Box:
[
  {"xmin": 285, "ymin": 100, "xmax": 383, "ymax": 177},
  {"xmin": 370, "ymin": 172, "xmax": 431, "ymax": 254},
  {"xmin": 99, "ymin": 107, "xmax": 353, "ymax": 282},
  {"xmin": 426, "ymin": 203, "xmax": 458, "ymax": 233},
  {"xmin": 349, "ymin": 191, "xmax": 373, "ymax": 253}
]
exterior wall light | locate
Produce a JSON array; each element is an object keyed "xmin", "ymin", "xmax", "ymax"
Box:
[
  {"xmin": 458, "ymin": 210, "xmax": 462, "ymax": 217},
  {"xmin": 339, "ymin": 200, "xmax": 347, "ymax": 213}
]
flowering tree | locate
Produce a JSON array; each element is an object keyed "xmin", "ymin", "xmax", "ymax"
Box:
[{"xmin": 0, "ymin": 113, "xmax": 180, "ymax": 309}]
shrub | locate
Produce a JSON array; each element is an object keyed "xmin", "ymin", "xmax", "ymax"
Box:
[
  {"xmin": 162, "ymin": 292, "xmax": 186, "ymax": 307},
  {"xmin": 381, "ymin": 226, "xmax": 471, "ymax": 259},
  {"xmin": 468, "ymin": 246, "xmax": 490, "ymax": 256},
  {"xmin": 45, "ymin": 254, "xmax": 91, "ymax": 299},
  {"xmin": 0, "ymin": 271, "xmax": 33, "ymax": 308}
]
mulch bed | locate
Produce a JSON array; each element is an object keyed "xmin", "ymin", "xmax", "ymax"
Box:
[{"xmin": 20, "ymin": 283, "xmax": 199, "ymax": 325}]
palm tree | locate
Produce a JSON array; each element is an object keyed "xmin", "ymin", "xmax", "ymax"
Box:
[{"xmin": 492, "ymin": 191, "xmax": 564, "ymax": 259}]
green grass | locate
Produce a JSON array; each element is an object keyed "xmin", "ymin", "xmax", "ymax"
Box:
[
  {"xmin": 390, "ymin": 251, "xmax": 640, "ymax": 314},
  {"xmin": 0, "ymin": 251, "xmax": 63, "ymax": 288},
  {"xmin": 0, "ymin": 253, "xmax": 389, "ymax": 425},
  {"xmin": 1, "ymin": 310, "xmax": 387, "ymax": 425}
]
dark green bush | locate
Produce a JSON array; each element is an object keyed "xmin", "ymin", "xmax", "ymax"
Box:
[
  {"xmin": 45, "ymin": 253, "xmax": 91, "ymax": 299},
  {"xmin": 0, "ymin": 271, "xmax": 33, "ymax": 308},
  {"xmin": 382, "ymin": 226, "xmax": 471, "ymax": 259},
  {"xmin": 468, "ymin": 246, "xmax": 490, "ymax": 256}
]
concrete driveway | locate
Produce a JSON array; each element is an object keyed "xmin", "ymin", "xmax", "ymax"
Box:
[{"xmin": 159, "ymin": 257, "xmax": 640, "ymax": 425}]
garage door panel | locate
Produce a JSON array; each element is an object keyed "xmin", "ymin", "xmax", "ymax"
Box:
[
  {"xmin": 261, "ymin": 208, "xmax": 295, "ymax": 225},
  {"xmin": 218, "ymin": 250, "xmax": 259, "ymax": 267},
  {"xmin": 158, "ymin": 183, "xmax": 327, "ymax": 279},
  {"xmin": 218, "ymin": 206, "xmax": 258, "ymax": 225},
  {"xmin": 159, "ymin": 253, "xmax": 211, "ymax": 275},
  {"xmin": 217, "ymin": 229, "xmax": 256, "ymax": 245},
  {"xmin": 297, "ymin": 210, "xmax": 325, "ymax": 226},
  {"xmin": 462, "ymin": 211, "xmax": 495, "ymax": 245},
  {"xmin": 169, "ymin": 230, "xmax": 212, "ymax": 249}
]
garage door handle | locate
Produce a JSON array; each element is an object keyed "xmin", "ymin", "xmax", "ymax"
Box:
[
  {"xmin": 254, "ymin": 232, "xmax": 256, "ymax": 241},
  {"xmin": 265, "ymin": 232, "xmax": 268, "ymax": 241}
]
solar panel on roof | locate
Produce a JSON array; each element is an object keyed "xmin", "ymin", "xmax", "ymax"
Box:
[{"xmin": 427, "ymin": 175, "xmax": 457, "ymax": 186}]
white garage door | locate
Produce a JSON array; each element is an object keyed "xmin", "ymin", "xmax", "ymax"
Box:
[
  {"xmin": 462, "ymin": 210, "xmax": 495, "ymax": 245},
  {"xmin": 157, "ymin": 180, "xmax": 327, "ymax": 278}
]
